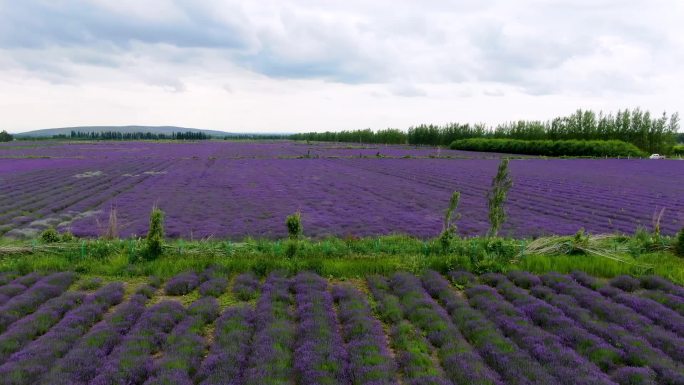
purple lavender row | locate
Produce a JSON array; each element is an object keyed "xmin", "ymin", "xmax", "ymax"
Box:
[
  {"xmin": 639, "ymin": 276, "xmax": 684, "ymax": 299},
  {"xmin": 542, "ymin": 273, "xmax": 684, "ymax": 363},
  {"xmin": 481, "ymin": 273, "xmax": 624, "ymax": 372},
  {"xmin": 0, "ymin": 282, "xmax": 124, "ymax": 385},
  {"xmin": 366, "ymin": 275, "xmax": 452, "ymax": 385},
  {"xmin": 39, "ymin": 287, "xmax": 154, "ymax": 385},
  {"xmin": 522, "ymin": 274, "xmax": 684, "ymax": 385},
  {"xmin": 0, "ymin": 272, "xmax": 42, "ymax": 306},
  {"xmin": 389, "ymin": 273, "xmax": 503, "ymax": 385},
  {"xmin": 0, "ymin": 272, "xmax": 15, "ymax": 286},
  {"xmin": 293, "ymin": 272, "xmax": 350, "ymax": 385},
  {"xmin": 420, "ymin": 271, "xmax": 556, "ymax": 385},
  {"xmin": 164, "ymin": 271, "xmax": 200, "ymax": 296},
  {"xmin": 331, "ymin": 283, "xmax": 398, "ymax": 385},
  {"xmin": 0, "ymin": 273, "xmax": 42, "ymax": 306},
  {"xmin": 232, "ymin": 272, "xmax": 260, "ymax": 301},
  {"xmin": 88, "ymin": 299, "xmax": 186, "ymax": 385},
  {"xmin": 0, "ymin": 272, "xmax": 76, "ymax": 333},
  {"xmin": 639, "ymin": 290, "xmax": 684, "ymax": 317},
  {"xmin": 465, "ymin": 284, "xmax": 616, "ymax": 385},
  {"xmin": 195, "ymin": 305, "xmax": 255, "ymax": 385},
  {"xmin": 0, "ymin": 291, "xmax": 84, "ymax": 363},
  {"xmin": 242, "ymin": 273, "xmax": 296, "ymax": 385},
  {"xmin": 143, "ymin": 297, "xmax": 219, "ymax": 385},
  {"xmin": 594, "ymin": 275, "xmax": 684, "ymax": 337}
]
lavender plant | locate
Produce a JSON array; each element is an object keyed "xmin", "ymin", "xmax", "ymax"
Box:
[
  {"xmin": 527, "ymin": 281, "xmax": 684, "ymax": 385},
  {"xmin": 0, "ymin": 283, "xmax": 124, "ymax": 385},
  {"xmin": 388, "ymin": 273, "xmax": 503, "ymax": 385},
  {"xmin": 232, "ymin": 272, "xmax": 260, "ymax": 301},
  {"xmin": 242, "ymin": 273, "xmax": 296, "ymax": 385},
  {"xmin": 143, "ymin": 297, "xmax": 218, "ymax": 385},
  {"xmin": 40, "ymin": 292, "xmax": 150, "ymax": 385},
  {"xmin": 164, "ymin": 271, "xmax": 200, "ymax": 296},
  {"xmin": 196, "ymin": 305, "xmax": 255, "ymax": 385},
  {"xmin": 465, "ymin": 284, "xmax": 615, "ymax": 385},
  {"xmin": 421, "ymin": 271, "xmax": 557, "ymax": 385},
  {"xmin": 332, "ymin": 283, "xmax": 398, "ymax": 385},
  {"xmin": 292, "ymin": 273, "xmax": 350, "ymax": 385},
  {"xmin": 0, "ymin": 291, "xmax": 83, "ymax": 363},
  {"xmin": 89, "ymin": 300, "xmax": 186, "ymax": 385}
]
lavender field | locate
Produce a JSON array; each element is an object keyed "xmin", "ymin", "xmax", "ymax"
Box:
[
  {"xmin": 0, "ymin": 270, "xmax": 683, "ymax": 385},
  {"xmin": 1, "ymin": 140, "xmax": 683, "ymax": 239}
]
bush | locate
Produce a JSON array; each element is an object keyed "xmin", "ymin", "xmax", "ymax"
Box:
[
  {"xmin": 676, "ymin": 227, "xmax": 684, "ymax": 257},
  {"xmin": 199, "ymin": 277, "xmax": 228, "ymax": 297},
  {"xmin": 164, "ymin": 272, "xmax": 200, "ymax": 295},
  {"xmin": 40, "ymin": 227, "xmax": 60, "ymax": 243},
  {"xmin": 232, "ymin": 273, "xmax": 260, "ymax": 301},
  {"xmin": 144, "ymin": 207, "xmax": 165, "ymax": 260},
  {"xmin": 450, "ymin": 138, "xmax": 645, "ymax": 157},
  {"xmin": 672, "ymin": 145, "xmax": 684, "ymax": 156},
  {"xmin": 286, "ymin": 211, "xmax": 303, "ymax": 239}
]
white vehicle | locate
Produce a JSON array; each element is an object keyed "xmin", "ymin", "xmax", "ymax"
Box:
[{"xmin": 649, "ymin": 154, "xmax": 666, "ymax": 159}]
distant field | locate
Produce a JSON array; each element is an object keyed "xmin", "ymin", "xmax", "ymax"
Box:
[{"xmin": 1, "ymin": 140, "xmax": 682, "ymax": 239}]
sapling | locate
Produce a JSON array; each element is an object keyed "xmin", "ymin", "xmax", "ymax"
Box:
[
  {"xmin": 145, "ymin": 206, "xmax": 165, "ymax": 260},
  {"xmin": 439, "ymin": 191, "xmax": 461, "ymax": 251},
  {"xmin": 286, "ymin": 211, "xmax": 303, "ymax": 240},
  {"xmin": 676, "ymin": 227, "xmax": 684, "ymax": 257},
  {"xmin": 285, "ymin": 211, "xmax": 303, "ymax": 258},
  {"xmin": 487, "ymin": 158, "xmax": 513, "ymax": 237}
]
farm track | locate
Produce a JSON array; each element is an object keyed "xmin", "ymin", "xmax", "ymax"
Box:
[{"xmin": 0, "ymin": 270, "xmax": 681, "ymax": 384}]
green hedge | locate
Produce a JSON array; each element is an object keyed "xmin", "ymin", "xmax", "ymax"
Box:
[
  {"xmin": 673, "ymin": 145, "xmax": 684, "ymax": 156},
  {"xmin": 449, "ymin": 138, "xmax": 645, "ymax": 157}
]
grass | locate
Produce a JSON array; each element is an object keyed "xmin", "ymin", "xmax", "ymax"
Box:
[
  {"xmin": 0, "ymin": 232, "xmax": 684, "ymax": 284},
  {"xmin": 0, "ymin": 232, "xmax": 682, "ymax": 284}
]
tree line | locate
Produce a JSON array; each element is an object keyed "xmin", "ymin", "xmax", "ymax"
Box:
[
  {"xmin": 291, "ymin": 108, "xmax": 681, "ymax": 154},
  {"xmin": 63, "ymin": 131, "xmax": 211, "ymax": 140}
]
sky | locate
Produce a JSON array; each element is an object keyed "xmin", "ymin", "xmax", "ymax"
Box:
[{"xmin": 0, "ymin": 0, "xmax": 682, "ymax": 134}]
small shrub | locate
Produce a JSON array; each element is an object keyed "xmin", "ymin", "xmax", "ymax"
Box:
[
  {"xmin": 144, "ymin": 207, "xmax": 165, "ymax": 260},
  {"xmin": 676, "ymin": 227, "xmax": 684, "ymax": 257},
  {"xmin": 40, "ymin": 227, "xmax": 60, "ymax": 243},
  {"xmin": 60, "ymin": 231, "xmax": 75, "ymax": 242},
  {"xmin": 199, "ymin": 277, "xmax": 228, "ymax": 297},
  {"xmin": 164, "ymin": 272, "xmax": 200, "ymax": 296},
  {"xmin": 286, "ymin": 211, "xmax": 303, "ymax": 240},
  {"xmin": 232, "ymin": 273, "xmax": 260, "ymax": 301}
]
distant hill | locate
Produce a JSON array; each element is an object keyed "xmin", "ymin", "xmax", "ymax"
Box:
[{"xmin": 14, "ymin": 125, "xmax": 237, "ymax": 138}]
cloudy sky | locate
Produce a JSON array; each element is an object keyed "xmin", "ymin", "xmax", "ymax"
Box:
[{"xmin": 0, "ymin": 0, "xmax": 682, "ymax": 133}]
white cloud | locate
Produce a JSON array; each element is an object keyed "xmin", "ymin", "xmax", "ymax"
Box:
[{"xmin": 0, "ymin": 0, "xmax": 682, "ymax": 132}]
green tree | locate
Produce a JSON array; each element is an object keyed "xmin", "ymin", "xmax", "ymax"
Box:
[
  {"xmin": 286, "ymin": 211, "xmax": 303, "ymax": 240},
  {"xmin": 487, "ymin": 159, "xmax": 513, "ymax": 237},
  {"xmin": 439, "ymin": 191, "xmax": 461, "ymax": 251},
  {"xmin": 145, "ymin": 207, "xmax": 165, "ymax": 259},
  {"xmin": 0, "ymin": 130, "xmax": 13, "ymax": 142}
]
